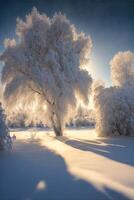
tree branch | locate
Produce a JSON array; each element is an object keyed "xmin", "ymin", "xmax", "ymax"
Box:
[{"xmin": 28, "ymin": 85, "xmax": 42, "ymax": 95}]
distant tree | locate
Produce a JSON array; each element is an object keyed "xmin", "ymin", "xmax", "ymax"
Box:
[
  {"xmin": 93, "ymin": 51, "xmax": 134, "ymax": 136},
  {"xmin": 0, "ymin": 103, "xmax": 12, "ymax": 150},
  {"xmin": 110, "ymin": 51, "xmax": 134, "ymax": 87},
  {"xmin": 0, "ymin": 8, "xmax": 92, "ymax": 136}
]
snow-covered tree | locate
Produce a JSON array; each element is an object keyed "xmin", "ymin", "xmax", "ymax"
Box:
[
  {"xmin": 110, "ymin": 51, "xmax": 134, "ymax": 87},
  {"xmin": 0, "ymin": 103, "xmax": 12, "ymax": 150},
  {"xmin": 93, "ymin": 51, "xmax": 134, "ymax": 136},
  {"xmin": 0, "ymin": 8, "xmax": 92, "ymax": 136}
]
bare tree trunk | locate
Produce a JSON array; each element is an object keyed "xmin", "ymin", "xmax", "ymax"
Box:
[{"xmin": 51, "ymin": 112, "xmax": 63, "ymax": 136}]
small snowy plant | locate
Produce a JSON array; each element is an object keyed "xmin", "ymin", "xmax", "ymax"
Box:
[{"xmin": 0, "ymin": 103, "xmax": 12, "ymax": 150}]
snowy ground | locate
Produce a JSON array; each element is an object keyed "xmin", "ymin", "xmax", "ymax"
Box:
[{"xmin": 0, "ymin": 128, "xmax": 134, "ymax": 200}]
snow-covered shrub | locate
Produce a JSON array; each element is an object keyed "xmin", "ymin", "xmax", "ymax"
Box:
[
  {"xmin": 0, "ymin": 7, "xmax": 92, "ymax": 136},
  {"xmin": 93, "ymin": 51, "xmax": 134, "ymax": 136},
  {"xmin": 7, "ymin": 109, "xmax": 46, "ymax": 128},
  {"xmin": 74, "ymin": 106, "xmax": 95, "ymax": 127},
  {"xmin": 66, "ymin": 105, "xmax": 95, "ymax": 127},
  {"xmin": 0, "ymin": 103, "xmax": 12, "ymax": 150},
  {"xmin": 74, "ymin": 117, "xmax": 94, "ymax": 127},
  {"xmin": 94, "ymin": 84, "xmax": 134, "ymax": 136},
  {"xmin": 7, "ymin": 111, "xmax": 27, "ymax": 128}
]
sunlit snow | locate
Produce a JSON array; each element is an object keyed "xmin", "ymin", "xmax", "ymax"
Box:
[{"xmin": 0, "ymin": 128, "xmax": 133, "ymax": 199}]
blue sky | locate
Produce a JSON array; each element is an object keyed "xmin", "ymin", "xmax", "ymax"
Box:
[{"xmin": 0, "ymin": 0, "xmax": 134, "ymax": 86}]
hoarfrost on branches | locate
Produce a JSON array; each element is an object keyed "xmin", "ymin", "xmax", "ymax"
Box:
[{"xmin": 0, "ymin": 8, "xmax": 92, "ymax": 136}]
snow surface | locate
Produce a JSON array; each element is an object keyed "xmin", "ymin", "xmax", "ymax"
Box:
[{"xmin": 0, "ymin": 128, "xmax": 134, "ymax": 200}]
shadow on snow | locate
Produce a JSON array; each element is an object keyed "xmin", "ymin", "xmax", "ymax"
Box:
[
  {"xmin": 61, "ymin": 136, "xmax": 134, "ymax": 166},
  {"xmin": 0, "ymin": 138, "xmax": 129, "ymax": 200}
]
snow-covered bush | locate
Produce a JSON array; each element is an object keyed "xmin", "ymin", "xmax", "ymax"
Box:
[
  {"xmin": 7, "ymin": 111, "xmax": 27, "ymax": 128},
  {"xmin": 73, "ymin": 106, "xmax": 95, "ymax": 127},
  {"xmin": 66, "ymin": 105, "xmax": 95, "ymax": 127},
  {"xmin": 74, "ymin": 117, "xmax": 94, "ymax": 127},
  {"xmin": 93, "ymin": 51, "xmax": 134, "ymax": 136},
  {"xmin": 0, "ymin": 103, "xmax": 12, "ymax": 150},
  {"xmin": 0, "ymin": 8, "xmax": 92, "ymax": 136},
  {"xmin": 7, "ymin": 110, "xmax": 47, "ymax": 128}
]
